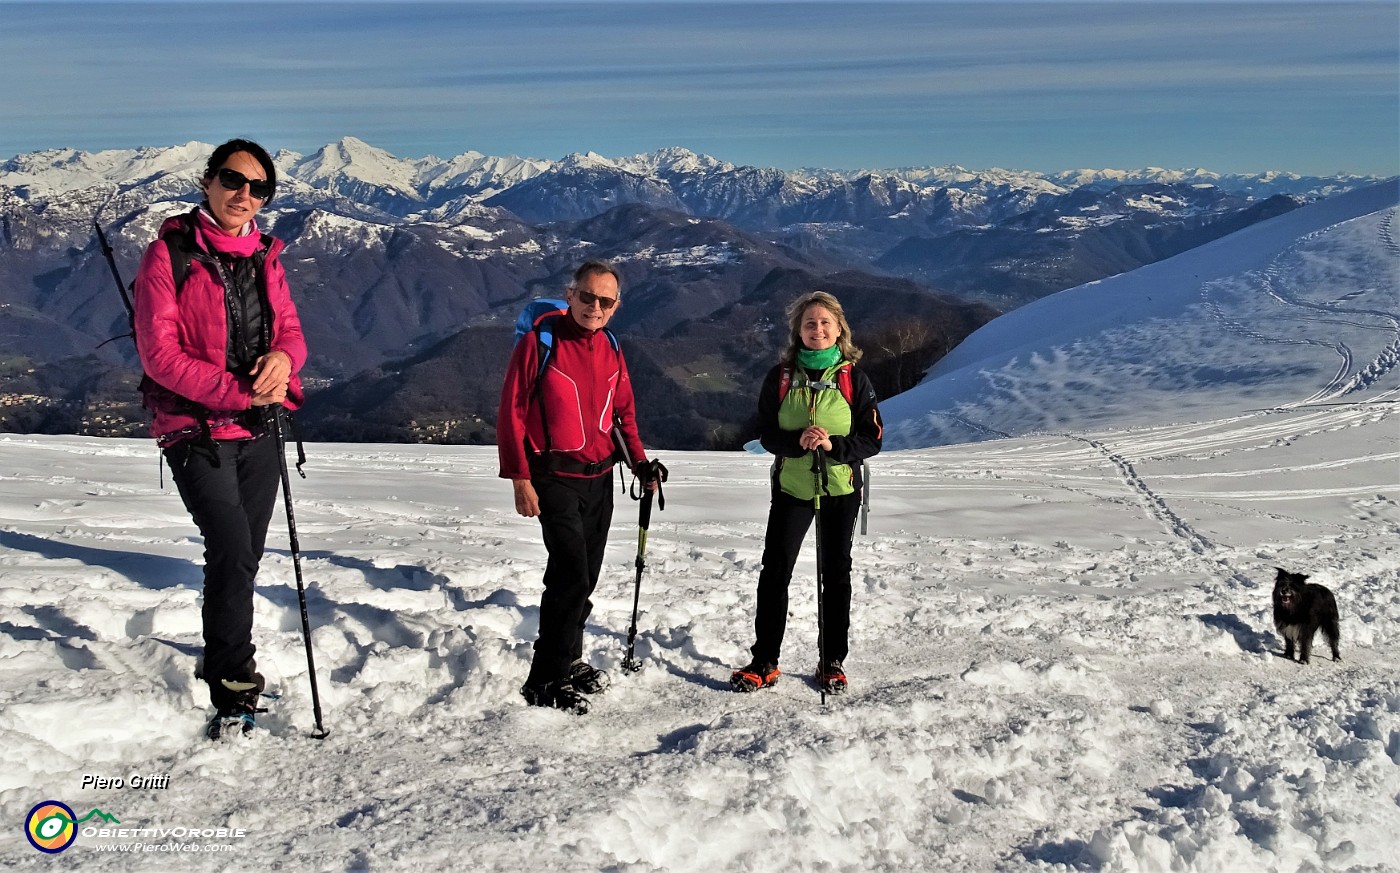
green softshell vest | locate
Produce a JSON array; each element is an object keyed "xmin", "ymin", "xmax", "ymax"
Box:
[{"xmin": 776, "ymin": 363, "xmax": 856, "ymax": 500}]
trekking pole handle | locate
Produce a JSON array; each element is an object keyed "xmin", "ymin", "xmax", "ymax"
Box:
[{"xmin": 633, "ymin": 458, "xmax": 668, "ymax": 511}]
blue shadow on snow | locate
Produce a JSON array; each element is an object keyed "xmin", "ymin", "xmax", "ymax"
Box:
[{"xmin": 0, "ymin": 529, "xmax": 196, "ymax": 591}]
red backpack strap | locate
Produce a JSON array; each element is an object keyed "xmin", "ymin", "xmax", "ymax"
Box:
[
  {"xmin": 779, "ymin": 362, "xmax": 852, "ymax": 403},
  {"xmin": 777, "ymin": 364, "xmax": 794, "ymax": 402},
  {"xmin": 836, "ymin": 362, "xmax": 854, "ymax": 405}
]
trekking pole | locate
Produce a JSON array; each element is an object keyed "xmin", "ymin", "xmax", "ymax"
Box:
[
  {"xmin": 93, "ymin": 220, "xmax": 142, "ymax": 353},
  {"xmin": 622, "ymin": 458, "xmax": 667, "ymax": 673},
  {"xmin": 265, "ymin": 404, "xmax": 330, "ymax": 739},
  {"xmin": 813, "ymin": 447, "xmax": 827, "ymax": 706},
  {"xmin": 860, "ymin": 460, "xmax": 869, "ymax": 536},
  {"xmin": 94, "ymin": 222, "xmax": 136, "ymax": 326}
]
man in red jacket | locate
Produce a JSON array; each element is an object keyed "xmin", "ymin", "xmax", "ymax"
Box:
[{"xmin": 498, "ymin": 261, "xmax": 650, "ymax": 714}]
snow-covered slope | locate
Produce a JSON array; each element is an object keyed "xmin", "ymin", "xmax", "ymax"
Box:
[
  {"xmin": 0, "ymin": 183, "xmax": 1397, "ymax": 870},
  {"xmin": 883, "ymin": 180, "xmax": 1400, "ymax": 447}
]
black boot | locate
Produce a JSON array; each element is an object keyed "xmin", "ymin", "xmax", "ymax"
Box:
[
  {"xmin": 521, "ymin": 679, "xmax": 590, "ymax": 714},
  {"xmin": 568, "ymin": 660, "xmax": 611, "ymax": 694},
  {"xmin": 816, "ymin": 660, "xmax": 847, "ymax": 694}
]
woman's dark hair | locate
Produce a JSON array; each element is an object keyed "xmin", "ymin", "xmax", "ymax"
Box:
[{"xmin": 202, "ymin": 138, "xmax": 277, "ymax": 201}]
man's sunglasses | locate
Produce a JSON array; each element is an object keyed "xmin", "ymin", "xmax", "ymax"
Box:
[
  {"xmin": 216, "ymin": 168, "xmax": 275, "ymax": 201},
  {"xmin": 576, "ymin": 289, "xmax": 618, "ymax": 310}
]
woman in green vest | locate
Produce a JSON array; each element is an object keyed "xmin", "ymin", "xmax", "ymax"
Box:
[{"xmin": 731, "ymin": 291, "xmax": 883, "ymax": 694}]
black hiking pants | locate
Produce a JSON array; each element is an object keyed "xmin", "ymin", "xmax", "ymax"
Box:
[
  {"xmin": 164, "ymin": 436, "xmax": 280, "ymax": 700},
  {"xmin": 752, "ymin": 489, "xmax": 859, "ymax": 668},
  {"xmin": 526, "ymin": 471, "xmax": 614, "ymax": 686}
]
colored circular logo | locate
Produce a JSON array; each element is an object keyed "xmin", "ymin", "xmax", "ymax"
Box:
[{"xmin": 25, "ymin": 801, "xmax": 77, "ymax": 854}]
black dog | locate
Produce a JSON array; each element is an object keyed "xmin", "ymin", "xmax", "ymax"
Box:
[{"xmin": 1272, "ymin": 568, "xmax": 1341, "ymax": 664}]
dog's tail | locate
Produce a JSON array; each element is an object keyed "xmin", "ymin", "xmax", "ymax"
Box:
[
  {"xmin": 1322, "ymin": 613, "xmax": 1341, "ymax": 661},
  {"xmin": 1319, "ymin": 587, "xmax": 1342, "ymax": 661}
]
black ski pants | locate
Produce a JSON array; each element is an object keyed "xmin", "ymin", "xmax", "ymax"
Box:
[
  {"xmin": 164, "ymin": 436, "xmax": 280, "ymax": 697},
  {"xmin": 526, "ymin": 472, "xmax": 613, "ymax": 686},
  {"xmin": 752, "ymin": 488, "xmax": 859, "ymax": 668}
]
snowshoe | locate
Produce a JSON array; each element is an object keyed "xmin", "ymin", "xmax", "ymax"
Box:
[
  {"xmin": 816, "ymin": 660, "xmax": 847, "ymax": 694},
  {"xmin": 205, "ymin": 672, "xmax": 268, "ymax": 740},
  {"xmin": 206, "ymin": 711, "xmax": 257, "ymax": 740},
  {"xmin": 569, "ymin": 660, "xmax": 610, "ymax": 694},
  {"xmin": 521, "ymin": 679, "xmax": 590, "ymax": 715},
  {"xmin": 730, "ymin": 661, "xmax": 780, "ymax": 692}
]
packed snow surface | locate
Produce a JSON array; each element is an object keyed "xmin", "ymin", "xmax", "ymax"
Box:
[{"xmin": 0, "ymin": 185, "xmax": 1397, "ymax": 871}]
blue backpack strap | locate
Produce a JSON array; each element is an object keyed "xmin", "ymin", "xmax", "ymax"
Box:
[
  {"xmin": 532, "ymin": 315, "xmax": 619, "ymax": 384},
  {"xmin": 532, "ymin": 311, "xmax": 560, "ymax": 386},
  {"xmin": 514, "ymin": 300, "xmax": 568, "ymax": 387}
]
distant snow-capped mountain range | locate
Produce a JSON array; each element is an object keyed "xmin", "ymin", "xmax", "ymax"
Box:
[
  {"xmin": 1, "ymin": 135, "xmax": 1373, "ymax": 211},
  {"xmin": 3, "ymin": 136, "xmax": 1375, "ymax": 298},
  {"xmin": 2, "ymin": 136, "xmax": 1377, "ymax": 316},
  {"xmin": 0, "ymin": 136, "xmax": 1388, "ymax": 448}
]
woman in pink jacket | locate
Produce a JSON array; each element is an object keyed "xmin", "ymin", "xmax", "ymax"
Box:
[{"xmin": 133, "ymin": 139, "xmax": 307, "ymax": 738}]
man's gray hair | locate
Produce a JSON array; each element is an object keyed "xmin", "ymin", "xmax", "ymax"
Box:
[{"xmin": 570, "ymin": 259, "xmax": 622, "ymax": 291}]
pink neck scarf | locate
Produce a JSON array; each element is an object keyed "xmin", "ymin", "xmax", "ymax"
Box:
[{"xmin": 197, "ymin": 204, "xmax": 262, "ymax": 258}]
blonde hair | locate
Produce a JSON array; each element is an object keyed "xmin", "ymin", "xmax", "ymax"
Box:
[{"xmin": 780, "ymin": 290, "xmax": 862, "ymax": 365}]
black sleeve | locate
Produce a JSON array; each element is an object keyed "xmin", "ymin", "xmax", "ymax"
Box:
[
  {"xmin": 757, "ymin": 365, "xmax": 806, "ymax": 458},
  {"xmin": 825, "ymin": 367, "xmax": 883, "ymax": 465}
]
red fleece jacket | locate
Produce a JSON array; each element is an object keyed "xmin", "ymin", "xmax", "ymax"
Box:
[{"xmin": 497, "ymin": 313, "xmax": 646, "ymax": 480}]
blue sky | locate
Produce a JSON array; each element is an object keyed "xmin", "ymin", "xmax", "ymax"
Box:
[{"xmin": 2, "ymin": 1, "xmax": 1396, "ymax": 176}]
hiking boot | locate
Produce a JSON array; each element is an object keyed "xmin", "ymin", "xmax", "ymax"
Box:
[
  {"xmin": 569, "ymin": 660, "xmax": 610, "ymax": 694},
  {"xmin": 209, "ymin": 671, "xmax": 266, "ymax": 709},
  {"xmin": 206, "ymin": 672, "xmax": 267, "ymax": 740},
  {"xmin": 816, "ymin": 660, "xmax": 847, "ymax": 694},
  {"xmin": 521, "ymin": 679, "xmax": 590, "ymax": 715},
  {"xmin": 730, "ymin": 661, "xmax": 780, "ymax": 693}
]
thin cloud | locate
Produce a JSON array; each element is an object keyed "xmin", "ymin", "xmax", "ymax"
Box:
[{"xmin": 1, "ymin": 2, "xmax": 1394, "ymax": 175}]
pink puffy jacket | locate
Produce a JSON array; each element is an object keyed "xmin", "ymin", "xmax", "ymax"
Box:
[{"xmin": 132, "ymin": 212, "xmax": 307, "ymax": 444}]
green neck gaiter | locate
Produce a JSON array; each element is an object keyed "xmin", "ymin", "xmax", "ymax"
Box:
[{"xmin": 796, "ymin": 345, "xmax": 841, "ymax": 371}]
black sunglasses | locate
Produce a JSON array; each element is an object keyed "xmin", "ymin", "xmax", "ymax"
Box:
[
  {"xmin": 215, "ymin": 167, "xmax": 275, "ymax": 201},
  {"xmin": 576, "ymin": 289, "xmax": 618, "ymax": 310}
]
